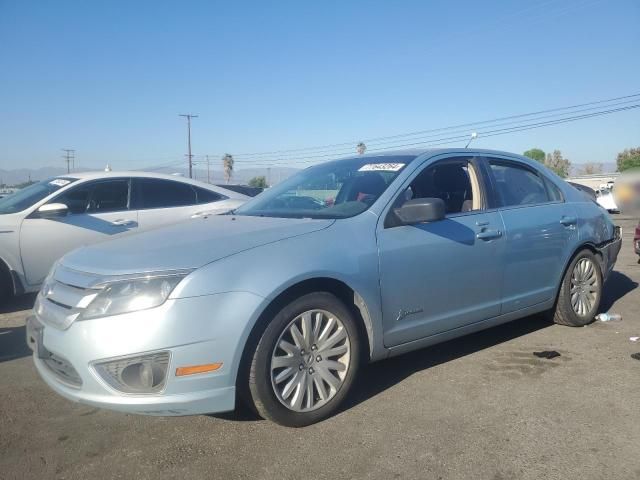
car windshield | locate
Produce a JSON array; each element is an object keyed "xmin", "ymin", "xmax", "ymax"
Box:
[
  {"xmin": 235, "ymin": 156, "xmax": 415, "ymax": 219},
  {"xmin": 0, "ymin": 177, "xmax": 78, "ymax": 214}
]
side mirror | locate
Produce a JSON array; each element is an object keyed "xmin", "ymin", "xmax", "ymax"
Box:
[
  {"xmin": 37, "ymin": 203, "xmax": 69, "ymax": 219},
  {"xmin": 394, "ymin": 198, "xmax": 445, "ymax": 225}
]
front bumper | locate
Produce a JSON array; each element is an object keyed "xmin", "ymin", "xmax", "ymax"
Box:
[
  {"xmin": 598, "ymin": 226, "xmax": 622, "ymax": 280},
  {"xmin": 27, "ymin": 291, "xmax": 264, "ymax": 416}
]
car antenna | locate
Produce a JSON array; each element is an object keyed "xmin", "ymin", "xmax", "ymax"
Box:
[{"xmin": 465, "ymin": 132, "xmax": 478, "ymax": 148}]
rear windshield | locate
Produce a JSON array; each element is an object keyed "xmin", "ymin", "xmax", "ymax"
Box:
[{"xmin": 0, "ymin": 178, "xmax": 78, "ymax": 214}]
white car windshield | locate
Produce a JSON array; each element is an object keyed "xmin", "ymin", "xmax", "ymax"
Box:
[
  {"xmin": 235, "ymin": 156, "xmax": 415, "ymax": 219},
  {"xmin": 0, "ymin": 177, "xmax": 78, "ymax": 215}
]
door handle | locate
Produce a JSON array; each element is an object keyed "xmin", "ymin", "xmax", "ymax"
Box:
[
  {"xmin": 476, "ymin": 229, "xmax": 502, "ymax": 241},
  {"xmin": 110, "ymin": 219, "xmax": 137, "ymax": 227},
  {"xmin": 560, "ymin": 216, "xmax": 577, "ymax": 226}
]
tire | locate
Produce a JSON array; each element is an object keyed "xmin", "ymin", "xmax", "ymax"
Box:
[
  {"xmin": 0, "ymin": 263, "xmax": 12, "ymax": 305},
  {"xmin": 247, "ymin": 292, "xmax": 361, "ymax": 427},
  {"xmin": 552, "ymin": 250, "xmax": 602, "ymax": 327}
]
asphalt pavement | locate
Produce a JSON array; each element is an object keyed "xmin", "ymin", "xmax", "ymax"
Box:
[{"xmin": 1, "ymin": 216, "xmax": 638, "ymax": 480}]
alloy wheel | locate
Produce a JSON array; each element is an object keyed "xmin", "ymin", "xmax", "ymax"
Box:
[
  {"xmin": 570, "ymin": 257, "xmax": 599, "ymax": 316},
  {"xmin": 270, "ymin": 309, "xmax": 351, "ymax": 412}
]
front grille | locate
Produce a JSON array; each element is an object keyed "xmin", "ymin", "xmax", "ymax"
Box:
[{"xmin": 42, "ymin": 352, "xmax": 82, "ymax": 388}]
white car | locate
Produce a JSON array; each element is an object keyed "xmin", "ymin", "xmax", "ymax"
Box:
[{"xmin": 0, "ymin": 171, "xmax": 248, "ymax": 301}]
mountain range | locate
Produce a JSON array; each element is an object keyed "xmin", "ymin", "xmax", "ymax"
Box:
[
  {"xmin": 0, "ymin": 166, "xmax": 300, "ymax": 186},
  {"xmin": 0, "ymin": 162, "xmax": 618, "ymax": 187}
]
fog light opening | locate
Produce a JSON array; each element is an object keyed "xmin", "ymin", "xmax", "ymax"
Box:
[{"xmin": 94, "ymin": 351, "xmax": 170, "ymax": 394}]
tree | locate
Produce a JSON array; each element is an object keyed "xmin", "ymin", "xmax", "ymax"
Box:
[
  {"xmin": 616, "ymin": 147, "xmax": 640, "ymax": 172},
  {"xmin": 222, "ymin": 153, "xmax": 234, "ymax": 183},
  {"xmin": 545, "ymin": 150, "xmax": 571, "ymax": 178},
  {"xmin": 356, "ymin": 142, "xmax": 367, "ymax": 155},
  {"xmin": 523, "ymin": 148, "xmax": 545, "ymax": 163},
  {"xmin": 248, "ymin": 176, "xmax": 268, "ymax": 188},
  {"xmin": 578, "ymin": 162, "xmax": 603, "ymax": 175}
]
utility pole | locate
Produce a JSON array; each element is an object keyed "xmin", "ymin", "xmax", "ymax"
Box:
[
  {"xmin": 205, "ymin": 155, "xmax": 211, "ymax": 183},
  {"xmin": 179, "ymin": 114, "xmax": 198, "ymax": 178},
  {"xmin": 62, "ymin": 149, "xmax": 75, "ymax": 174}
]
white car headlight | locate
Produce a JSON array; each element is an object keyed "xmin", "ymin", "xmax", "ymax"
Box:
[{"xmin": 81, "ymin": 273, "xmax": 189, "ymax": 320}]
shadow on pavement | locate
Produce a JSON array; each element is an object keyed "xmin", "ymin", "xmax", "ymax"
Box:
[
  {"xmin": 341, "ymin": 313, "xmax": 555, "ymax": 414},
  {"xmin": 0, "ymin": 293, "xmax": 37, "ymax": 315},
  {"xmin": 213, "ymin": 270, "xmax": 638, "ymax": 423},
  {"xmin": 0, "ymin": 325, "xmax": 30, "ymax": 363},
  {"xmin": 600, "ymin": 271, "xmax": 637, "ymax": 312},
  {"xmin": 212, "ymin": 313, "xmax": 556, "ymax": 424}
]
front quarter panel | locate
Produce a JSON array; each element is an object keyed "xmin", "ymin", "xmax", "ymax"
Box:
[
  {"xmin": 0, "ymin": 213, "xmax": 23, "ymax": 292},
  {"xmin": 171, "ymin": 214, "xmax": 386, "ymax": 361}
]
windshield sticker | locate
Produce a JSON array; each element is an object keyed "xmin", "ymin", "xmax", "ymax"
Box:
[
  {"xmin": 358, "ymin": 163, "xmax": 405, "ymax": 172},
  {"xmin": 49, "ymin": 179, "xmax": 71, "ymax": 187}
]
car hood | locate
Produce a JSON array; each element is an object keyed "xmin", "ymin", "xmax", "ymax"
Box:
[{"xmin": 60, "ymin": 215, "xmax": 334, "ymax": 276}]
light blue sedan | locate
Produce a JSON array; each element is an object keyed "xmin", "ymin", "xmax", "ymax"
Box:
[{"xmin": 27, "ymin": 149, "xmax": 621, "ymax": 426}]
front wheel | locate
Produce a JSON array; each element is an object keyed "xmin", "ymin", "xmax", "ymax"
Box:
[
  {"xmin": 0, "ymin": 264, "xmax": 12, "ymax": 305},
  {"xmin": 247, "ymin": 292, "xmax": 361, "ymax": 427},
  {"xmin": 553, "ymin": 250, "xmax": 603, "ymax": 327}
]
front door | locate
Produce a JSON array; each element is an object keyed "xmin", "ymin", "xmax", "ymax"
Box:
[
  {"xmin": 377, "ymin": 156, "xmax": 505, "ymax": 347},
  {"xmin": 20, "ymin": 178, "xmax": 137, "ymax": 286}
]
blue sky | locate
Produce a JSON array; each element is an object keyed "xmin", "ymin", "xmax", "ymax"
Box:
[{"xmin": 0, "ymin": 0, "xmax": 638, "ymax": 172}]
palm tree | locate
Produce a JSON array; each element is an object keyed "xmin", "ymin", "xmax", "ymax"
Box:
[
  {"xmin": 222, "ymin": 153, "xmax": 234, "ymax": 183},
  {"xmin": 356, "ymin": 142, "xmax": 367, "ymax": 155}
]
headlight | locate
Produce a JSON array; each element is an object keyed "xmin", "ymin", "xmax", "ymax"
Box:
[
  {"xmin": 40, "ymin": 263, "xmax": 58, "ymax": 297},
  {"xmin": 81, "ymin": 273, "xmax": 188, "ymax": 320}
]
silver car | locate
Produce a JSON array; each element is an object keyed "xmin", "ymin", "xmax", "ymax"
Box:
[
  {"xmin": 0, "ymin": 171, "xmax": 247, "ymax": 301},
  {"xmin": 27, "ymin": 149, "xmax": 621, "ymax": 427}
]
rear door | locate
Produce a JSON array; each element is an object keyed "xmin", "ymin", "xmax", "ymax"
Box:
[
  {"xmin": 19, "ymin": 178, "xmax": 137, "ymax": 286},
  {"xmin": 132, "ymin": 178, "xmax": 227, "ymax": 230},
  {"xmin": 484, "ymin": 157, "xmax": 578, "ymax": 313}
]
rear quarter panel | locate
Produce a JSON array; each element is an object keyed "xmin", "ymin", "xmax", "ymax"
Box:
[{"xmin": 574, "ymin": 201, "xmax": 615, "ymax": 247}]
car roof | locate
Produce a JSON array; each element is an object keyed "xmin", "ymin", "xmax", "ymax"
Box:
[
  {"xmin": 321, "ymin": 148, "xmax": 544, "ymax": 170},
  {"xmin": 334, "ymin": 148, "xmax": 535, "ymax": 160},
  {"xmin": 55, "ymin": 171, "xmax": 249, "ymax": 199}
]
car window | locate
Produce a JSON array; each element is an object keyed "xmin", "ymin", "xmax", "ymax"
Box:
[
  {"xmin": 56, "ymin": 184, "xmax": 92, "ymax": 214},
  {"xmin": 55, "ymin": 179, "xmax": 129, "ymax": 214},
  {"xmin": 544, "ymin": 178, "xmax": 564, "ymax": 202},
  {"xmin": 403, "ymin": 158, "xmax": 481, "ymax": 215},
  {"xmin": 195, "ymin": 187, "xmax": 225, "ymax": 204},
  {"xmin": 88, "ymin": 180, "xmax": 129, "ymax": 212},
  {"xmin": 0, "ymin": 177, "xmax": 78, "ymax": 215},
  {"xmin": 134, "ymin": 178, "xmax": 197, "ymax": 209},
  {"xmin": 488, "ymin": 161, "xmax": 549, "ymax": 207}
]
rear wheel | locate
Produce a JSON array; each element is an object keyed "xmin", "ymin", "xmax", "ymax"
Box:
[
  {"xmin": 247, "ymin": 292, "xmax": 361, "ymax": 427},
  {"xmin": 553, "ymin": 250, "xmax": 602, "ymax": 327}
]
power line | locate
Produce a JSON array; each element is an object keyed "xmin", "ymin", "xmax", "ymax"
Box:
[
  {"xmin": 223, "ymin": 103, "xmax": 640, "ymax": 167},
  {"xmin": 179, "ymin": 114, "xmax": 198, "ymax": 178},
  {"xmin": 139, "ymin": 93, "xmax": 639, "ymax": 171},
  {"xmin": 61, "ymin": 148, "xmax": 75, "ymax": 173},
  {"xmin": 224, "ymin": 93, "xmax": 640, "ymax": 160},
  {"xmin": 232, "ymin": 97, "xmax": 640, "ymax": 163}
]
